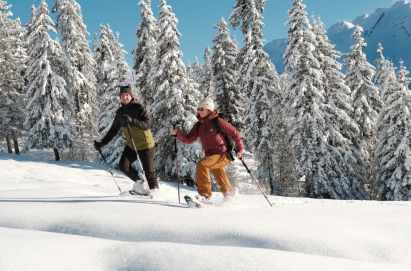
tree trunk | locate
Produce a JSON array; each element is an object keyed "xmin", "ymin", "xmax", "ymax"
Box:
[
  {"xmin": 54, "ymin": 148, "xmax": 61, "ymax": 161},
  {"xmin": 13, "ymin": 136, "xmax": 20, "ymax": 155},
  {"xmin": 6, "ymin": 136, "xmax": 12, "ymax": 153}
]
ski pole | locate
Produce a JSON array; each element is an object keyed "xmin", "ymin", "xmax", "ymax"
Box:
[
  {"xmin": 239, "ymin": 157, "xmax": 272, "ymax": 207},
  {"xmin": 95, "ymin": 142, "xmax": 123, "ymax": 197},
  {"xmin": 125, "ymin": 123, "xmax": 146, "ymax": 178},
  {"xmin": 172, "ymin": 123, "xmax": 180, "ymax": 204}
]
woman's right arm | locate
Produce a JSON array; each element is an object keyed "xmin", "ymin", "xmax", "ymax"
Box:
[{"xmin": 176, "ymin": 124, "xmax": 199, "ymax": 144}]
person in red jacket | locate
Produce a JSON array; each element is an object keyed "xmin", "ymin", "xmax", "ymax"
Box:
[{"xmin": 171, "ymin": 98, "xmax": 244, "ymax": 205}]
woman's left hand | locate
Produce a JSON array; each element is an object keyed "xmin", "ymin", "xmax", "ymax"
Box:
[{"xmin": 236, "ymin": 152, "xmax": 242, "ymax": 159}]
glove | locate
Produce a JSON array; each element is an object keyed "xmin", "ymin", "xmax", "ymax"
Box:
[
  {"xmin": 123, "ymin": 114, "xmax": 133, "ymax": 125},
  {"xmin": 94, "ymin": 141, "xmax": 104, "ymax": 151}
]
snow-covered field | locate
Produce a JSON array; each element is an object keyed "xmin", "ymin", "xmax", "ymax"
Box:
[{"xmin": 1, "ymin": 152, "xmax": 410, "ymax": 271}]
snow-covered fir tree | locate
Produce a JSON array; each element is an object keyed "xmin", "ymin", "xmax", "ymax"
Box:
[
  {"xmin": 375, "ymin": 80, "xmax": 411, "ymax": 201},
  {"xmin": 93, "ymin": 24, "xmax": 129, "ymax": 169},
  {"xmin": 311, "ymin": 16, "xmax": 367, "ymax": 198},
  {"xmin": 374, "ymin": 43, "xmax": 397, "ymax": 102},
  {"xmin": 283, "ymin": 0, "xmax": 366, "ymax": 199},
  {"xmin": 131, "ymin": 0, "xmax": 156, "ymax": 108},
  {"xmin": 186, "ymin": 60, "xmax": 192, "ymax": 78},
  {"xmin": 106, "ymin": 24, "xmax": 134, "ymax": 89},
  {"xmin": 342, "ymin": 26, "xmax": 382, "ymax": 189},
  {"xmin": 23, "ymin": 0, "xmax": 76, "ymax": 161},
  {"xmin": 190, "ymin": 56, "xmax": 202, "ymax": 85},
  {"xmin": 212, "ymin": 17, "xmax": 244, "ymax": 130},
  {"xmin": 198, "ymin": 45, "xmax": 213, "ymax": 98},
  {"xmin": 53, "ymin": 0, "xmax": 98, "ymax": 162},
  {"xmin": 149, "ymin": 0, "xmax": 202, "ymax": 184},
  {"xmin": 0, "ymin": 1, "xmax": 28, "ymax": 154},
  {"xmin": 230, "ymin": 0, "xmax": 283, "ymax": 194},
  {"xmin": 397, "ymin": 60, "xmax": 411, "ymax": 88},
  {"xmin": 23, "ymin": 5, "xmax": 37, "ymax": 54}
]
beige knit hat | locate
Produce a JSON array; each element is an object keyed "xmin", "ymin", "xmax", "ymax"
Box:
[{"xmin": 198, "ymin": 98, "xmax": 215, "ymax": 111}]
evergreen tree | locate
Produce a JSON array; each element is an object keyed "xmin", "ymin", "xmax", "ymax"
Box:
[
  {"xmin": 191, "ymin": 56, "xmax": 202, "ymax": 85},
  {"xmin": 0, "ymin": 1, "xmax": 28, "ymax": 154},
  {"xmin": 106, "ymin": 24, "xmax": 135, "ymax": 89},
  {"xmin": 283, "ymin": 0, "xmax": 365, "ymax": 199},
  {"xmin": 374, "ymin": 43, "xmax": 397, "ymax": 101},
  {"xmin": 149, "ymin": 0, "xmax": 202, "ymax": 183},
  {"xmin": 93, "ymin": 24, "xmax": 128, "ymax": 169},
  {"xmin": 212, "ymin": 17, "xmax": 244, "ymax": 129},
  {"xmin": 23, "ymin": 5, "xmax": 37, "ymax": 54},
  {"xmin": 199, "ymin": 44, "xmax": 213, "ymax": 98},
  {"xmin": 397, "ymin": 60, "xmax": 411, "ymax": 88},
  {"xmin": 23, "ymin": 0, "xmax": 76, "ymax": 161},
  {"xmin": 53, "ymin": 0, "xmax": 98, "ymax": 162},
  {"xmin": 230, "ymin": 0, "xmax": 283, "ymax": 193},
  {"xmin": 312, "ymin": 16, "xmax": 367, "ymax": 198},
  {"xmin": 186, "ymin": 60, "xmax": 192, "ymax": 78},
  {"xmin": 342, "ymin": 26, "xmax": 383, "ymax": 189},
  {"xmin": 132, "ymin": 0, "xmax": 156, "ymax": 107},
  {"xmin": 375, "ymin": 81, "xmax": 411, "ymax": 201}
]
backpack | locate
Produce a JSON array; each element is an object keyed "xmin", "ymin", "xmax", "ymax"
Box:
[{"xmin": 196, "ymin": 113, "xmax": 236, "ymax": 161}]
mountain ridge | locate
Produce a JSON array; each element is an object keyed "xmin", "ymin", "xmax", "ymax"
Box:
[{"xmin": 263, "ymin": 0, "xmax": 411, "ymax": 73}]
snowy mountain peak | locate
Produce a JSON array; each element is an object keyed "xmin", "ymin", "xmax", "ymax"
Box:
[{"xmin": 264, "ymin": 0, "xmax": 411, "ymax": 73}]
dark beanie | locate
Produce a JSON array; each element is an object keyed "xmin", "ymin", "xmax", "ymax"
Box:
[{"xmin": 119, "ymin": 86, "xmax": 133, "ymax": 97}]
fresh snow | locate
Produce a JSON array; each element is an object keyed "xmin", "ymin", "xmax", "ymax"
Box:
[{"xmin": 1, "ymin": 152, "xmax": 410, "ymax": 270}]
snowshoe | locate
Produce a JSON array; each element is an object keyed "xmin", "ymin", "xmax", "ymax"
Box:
[
  {"xmin": 131, "ymin": 180, "xmax": 151, "ymax": 196},
  {"xmin": 184, "ymin": 194, "xmax": 212, "ymax": 208},
  {"xmin": 129, "ymin": 189, "xmax": 153, "ymax": 199}
]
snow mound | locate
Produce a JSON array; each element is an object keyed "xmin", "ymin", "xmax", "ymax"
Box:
[{"xmin": 1, "ymin": 152, "xmax": 410, "ymax": 270}]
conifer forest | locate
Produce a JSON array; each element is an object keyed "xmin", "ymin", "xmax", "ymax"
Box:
[{"xmin": 1, "ymin": 0, "xmax": 411, "ymax": 201}]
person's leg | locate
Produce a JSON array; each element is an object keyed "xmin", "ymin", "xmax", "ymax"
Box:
[
  {"xmin": 209, "ymin": 155, "xmax": 232, "ymax": 195},
  {"xmin": 195, "ymin": 154, "xmax": 229, "ymax": 197},
  {"xmin": 118, "ymin": 146, "xmax": 140, "ymax": 182},
  {"xmin": 138, "ymin": 147, "xmax": 158, "ymax": 189}
]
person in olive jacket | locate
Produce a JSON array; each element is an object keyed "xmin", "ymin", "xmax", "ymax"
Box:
[{"xmin": 94, "ymin": 86, "xmax": 158, "ymax": 190}]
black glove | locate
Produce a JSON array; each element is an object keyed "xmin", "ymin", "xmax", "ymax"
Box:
[
  {"xmin": 123, "ymin": 114, "xmax": 133, "ymax": 125},
  {"xmin": 94, "ymin": 141, "xmax": 104, "ymax": 151}
]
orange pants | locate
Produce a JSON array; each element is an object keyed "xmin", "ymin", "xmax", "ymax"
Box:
[{"xmin": 196, "ymin": 154, "xmax": 232, "ymax": 197}]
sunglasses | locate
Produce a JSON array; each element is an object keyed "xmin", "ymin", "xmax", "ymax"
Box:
[{"xmin": 197, "ymin": 107, "xmax": 206, "ymax": 112}]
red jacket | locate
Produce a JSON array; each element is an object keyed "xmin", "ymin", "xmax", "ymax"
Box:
[{"xmin": 176, "ymin": 110, "xmax": 244, "ymax": 158}]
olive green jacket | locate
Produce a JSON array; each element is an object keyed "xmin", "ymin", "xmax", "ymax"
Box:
[{"xmin": 101, "ymin": 99, "xmax": 154, "ymax": 151}]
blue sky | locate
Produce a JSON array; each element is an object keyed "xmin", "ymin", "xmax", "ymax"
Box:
[{"xmin": 7, "ymin": 0, "xmax": 398, "ymax": 67}]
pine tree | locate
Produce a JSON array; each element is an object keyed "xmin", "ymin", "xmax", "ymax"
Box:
[
  {"xmin": 149, "ymin": 0, "xmax": 202, "ymax": 183},
  {"xmin": 106, "ymin": 24, "xmax": 135, "ymax": 89},
  {"xmin": 53, "ymin": 0, "xmax": 98, "ymax": 162},
  {"xmin": 375, "ymin": 80, "xmax": 411, "ymax": 201},
  {"xmin": 186, "ymin": 60, "xmax": 192, "ymax": 78},
  {"xmin": 312, "ymin": 16, "xmax": 367, "ymax": 199},
  {"xmin": 23, "ymin": 5, "xmax": 37, "ymax": 54},
  {"xmin": 199, "ymin": 45, "xmax": 213, "ymax": 98},
  {"xmin": 212, "ymin": 18, "xmax": 244, "ymax": 129},
  {"xmin": 374, "ymin": 43, "xmax": 397, "ymax": 101},
  {"xmin": 229, "ymin": 0, "xmax": 283, "ymax": 193},
  {"xmin": 0, "ymin": 1, "xmax": 28, "ymax": 154},
  {"xmin": 132, "ymin": 0, "xmax": 156, "ymax": 108},
  {"xmin": 342, "ymin": 26, "xmax": 383, "ymax": 189},
  {"xmin": 283, "ymin": 0, "xmax": 365, "ymax": 199},
  {"xmin": 397, "ymin": 60, "xmax": 411, "ymax": 88},
  {"xmin": 93, "ymin": 24, "xmax": 128, "ymax": 169},
  {"xmin": 190, "ymin": 57, "xmax": 202, "ymax": 85},
  {"xmin": 23, "ymin": 0, "xmax": 76, "ymax": 161}
]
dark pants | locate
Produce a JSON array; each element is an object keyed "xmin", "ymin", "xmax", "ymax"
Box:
[{"xmin": 119, "ymin": 146, "xmax": 159, "ymax": 189}]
